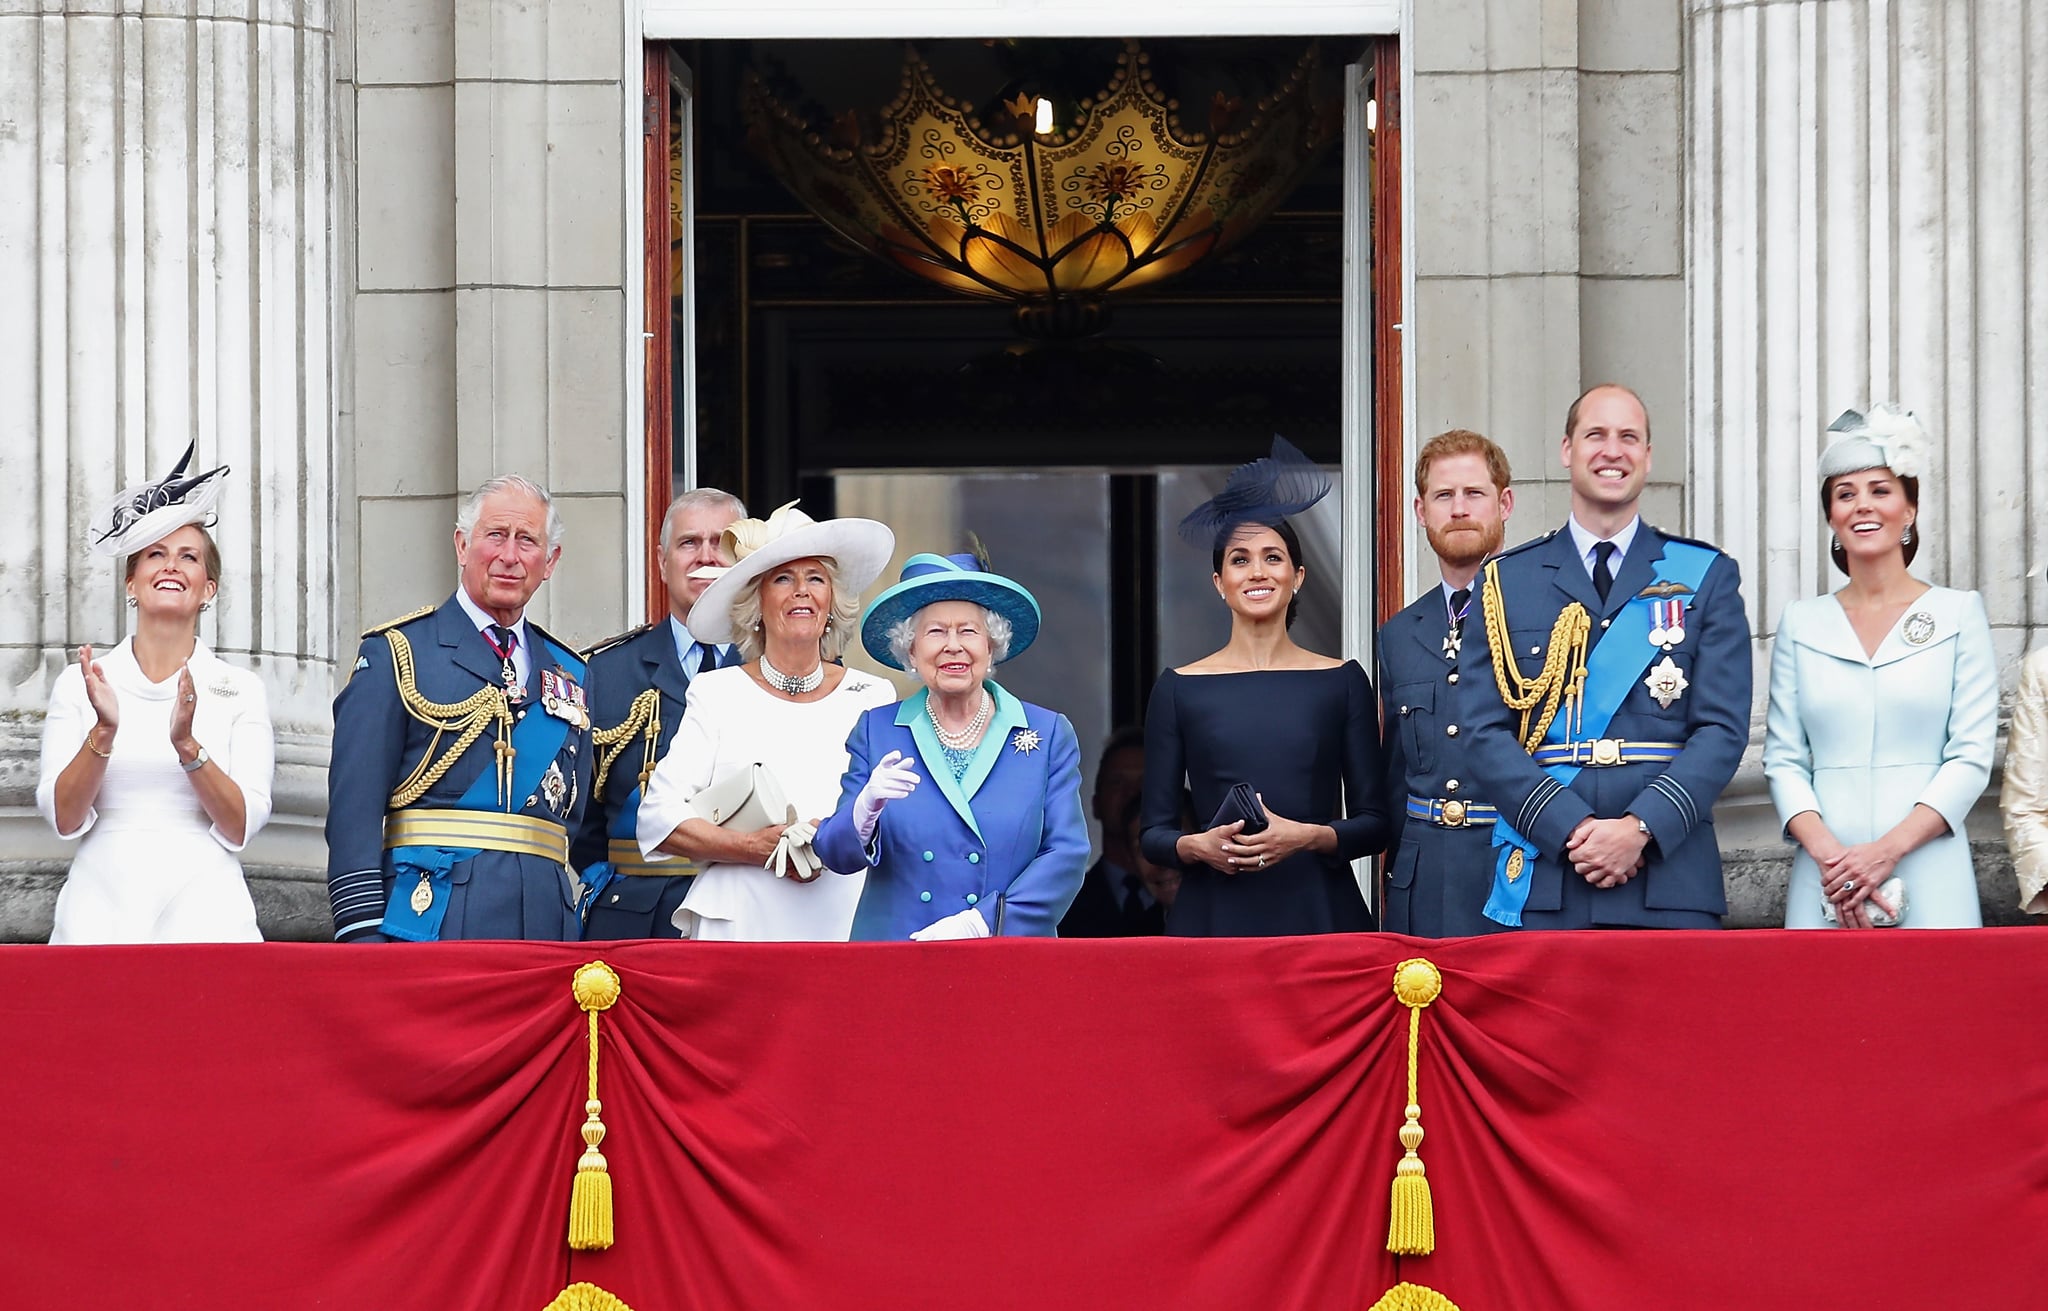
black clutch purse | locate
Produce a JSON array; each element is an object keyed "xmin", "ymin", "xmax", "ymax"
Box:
[{"xmin": 1207, "ymin": 782, "xmax": 1269, "ymax": 836}]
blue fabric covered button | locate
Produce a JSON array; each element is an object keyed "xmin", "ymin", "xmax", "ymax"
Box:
[
  {"xmin": 919, "ymin": 890, "xmax": 932, "ymax": 903},
  {"xmin": 967, "ymin": 852, "xmax": 981, "ymax": 864},
  {"xmin": 922, "ymin": 850, "xmax": 934, "ymax": 862},
  {"xmin": 966, "ymin": 893, "xmax": 978, "ymax": 905}
]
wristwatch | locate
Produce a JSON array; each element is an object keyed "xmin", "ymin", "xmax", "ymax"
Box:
[
  {"xmin": 1634, "ymin": 816, "xmax": 1652, "ymax": 838},
  {"xmin": 180, "ymin": 746, "xmax": 210, "ymax": 774}
]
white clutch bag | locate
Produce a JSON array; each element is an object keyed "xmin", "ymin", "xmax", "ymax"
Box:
[
  {"xmin": 685, "ymin": 764, "xmax": 824, "ymax": 882},
  {"xmin": 1821, "ymin": 876, "xmax": 1907, "ymax": 928}
]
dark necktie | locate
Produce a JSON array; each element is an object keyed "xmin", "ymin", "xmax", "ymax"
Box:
[
  {"xmin": 487, "ymin": 625, "xmax": 520, "ymax": 695},
  {"xmin": 1592, "ymin": 541, "xmax": 1617, "ymax": 604},
  {"xmin": 1447, "ymin": 587, "xmax": 1472, "ymax": 636},
  {"xmin": 485, "ymin": 622, "xmax": 524, "ymax": 696},
  {"xmin": 1121, "ymin": 875, "xmax": 1152, "ymax": 933}
]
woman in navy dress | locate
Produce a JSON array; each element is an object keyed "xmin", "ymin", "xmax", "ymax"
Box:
[{"xmin": 1140, "ymin": 439, "xmax": 1390, "ymax": 936}]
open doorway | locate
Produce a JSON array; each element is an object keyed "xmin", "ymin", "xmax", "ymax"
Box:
[{"xmin": 641, "ymin": 34, "xmax": 1402, "ymax": 847}]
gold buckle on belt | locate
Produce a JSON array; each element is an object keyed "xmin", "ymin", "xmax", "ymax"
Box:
[
  {"xmin": 1439, "ymin": 799, "xmax": 1468, "ymax": 827},
  {"xmin": 1588, "ymin": 737, "xmax": 1623, "ymax": 767}
]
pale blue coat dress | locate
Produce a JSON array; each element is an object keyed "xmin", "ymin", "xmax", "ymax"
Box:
[{"xmin": 1764, "ymin": 585, "xmax": 1997, "ymax": 928}]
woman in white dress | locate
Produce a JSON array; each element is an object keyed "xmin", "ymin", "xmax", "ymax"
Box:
[
  {"xmin": 638, "ymin": 501, "xmax": 896, "ymax": 940},
  {"xmin": 1764, "ymin": 405, "xmax": 1996, "ymax": 929},
  {"xmin": 36, "ymin": 448, "xmax": 275, "ymax": 942}
]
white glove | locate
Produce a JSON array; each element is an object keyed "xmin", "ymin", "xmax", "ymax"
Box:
[
  {"xmin": 909, "ymin": 907, "xmax": 991, "ymax": 941},
  {"xmin": 769, "ymin": 816, "xmax": 823, "ymax": 882},
  {"xmin": 854, "ymin": 750, "xmax": 922, "ymax": 843}
]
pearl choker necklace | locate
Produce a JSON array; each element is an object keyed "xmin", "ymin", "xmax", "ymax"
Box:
[
  {"xmin": 760, "ymin": 654, "xmax": 824, "ymax": 696},
  {"xmin": 929, "ymin": 690, "xmax": 992, "ymax": 749}
]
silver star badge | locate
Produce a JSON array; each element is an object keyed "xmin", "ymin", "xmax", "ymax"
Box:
[
  {"xmin": 1643, "ymin": 656, "xmax": 1689, "ymax": 709},
  {"xmin": 1012, "ymin": 728, "xmax": 1042, "ymax": 754}
]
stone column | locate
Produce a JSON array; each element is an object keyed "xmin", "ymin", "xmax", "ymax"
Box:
[
  {"xmin": 0, "ymin": 0, "xmax": 337, "ymax": 940},
  {"xmin": 1408, "ymin": 0, "xmax": 1685, "ymax": 592},
  {"xmin": 1689, "ymin": 0, "xmax": 2047, "ymax": 921}
]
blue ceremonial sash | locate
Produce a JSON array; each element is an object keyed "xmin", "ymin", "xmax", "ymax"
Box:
[
  {"xmin": 1484, "ymin": 541, "xmax": 1718, "ymax": 925},
  {"xmin": 380, "ymin": 676, "xmax": 578, "ymax": 941}
]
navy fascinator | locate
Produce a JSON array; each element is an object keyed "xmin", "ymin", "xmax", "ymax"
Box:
[{"xmin": 1175, "ymin": 435, "xmax": 1332, "ymax": 548}]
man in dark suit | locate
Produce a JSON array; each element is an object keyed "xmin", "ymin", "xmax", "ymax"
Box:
[
  {"xmin": 574, "ymin": 487, "xmax": 745, "ymax": 939},
  {"xmin": 1456, "ymin": 384, "xmax": 1752, "ymax": 929},
  {"xmin": 1059, "ymin": 728, "xmax": 1174, "ymax": 936},
  {"xmin": 326, "ymin": 474, "xmax": 593, "ymax": 942},
  {"xmin": 1379, "ymin": 429, "xmax": 1517, "ymax": 936}
]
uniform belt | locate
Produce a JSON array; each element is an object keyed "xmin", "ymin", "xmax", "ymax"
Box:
[
  {"xmin": 1404, "ymin": 794, "xmax": 1498, "ymax": 828},
  {"xmin": 607, "ymin": 837, "xmax": 699, "ymax": 878},
  {"xmin": 1530, "ymin": 738, "xmax": 1684, "ymax": 768},
  {"xmin": 383, "ymin": 809, "xmax": 569, "ymax": 864}
]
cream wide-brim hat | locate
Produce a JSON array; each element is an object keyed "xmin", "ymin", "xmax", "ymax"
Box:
[{"xmin": 684, "ymin": 500, "xmax": 896, "ymax": 644}]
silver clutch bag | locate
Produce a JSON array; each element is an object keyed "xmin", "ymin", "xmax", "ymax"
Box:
[
  {"xmin": 1821, "ymin": 876, "xmax": 1907, "ymax": 927},
  {"xmin": 685, "ymin": 764, "xmax": 824, "ymax": 882}
]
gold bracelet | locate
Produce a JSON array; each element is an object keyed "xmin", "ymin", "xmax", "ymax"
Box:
[{"xmin": 83, "ymin": 726, "xmax": 113, "ymax": 759}]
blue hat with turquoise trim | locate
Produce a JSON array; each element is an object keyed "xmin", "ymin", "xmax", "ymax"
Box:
[{"xmin": 859, "ymin": 553, "xmax": 1042, "ymax": 670}]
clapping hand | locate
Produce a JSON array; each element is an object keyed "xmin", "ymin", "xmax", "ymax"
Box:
[
  {"xmin": 169, "ymin": 665, "xmax": 198, "ymax": 748},
  {"xmin": 79, "ymin": 645, "xmax": 120, "ymax": 735}
]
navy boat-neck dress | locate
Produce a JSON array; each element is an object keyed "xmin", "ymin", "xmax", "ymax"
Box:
[{"xmin": 1139, "ymin": 662, "xmax": 1389, "ymax": 936}]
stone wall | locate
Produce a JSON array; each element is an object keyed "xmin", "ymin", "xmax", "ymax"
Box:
[{"xmin": 0, "ymin": 0, "xmax": 339, "ymax": 939}]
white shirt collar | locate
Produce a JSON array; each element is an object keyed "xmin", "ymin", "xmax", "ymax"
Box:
[
  {"xmin": 1565, "ymin": 514, "xmax": 1642, "ymax": 576},
  {"xmin": 454, "ymin": 586, "xmax": 532, "ymax": 687},
  {"xmin": 668, "ymin": 615, "xmax": 698, "ymax": 665}
]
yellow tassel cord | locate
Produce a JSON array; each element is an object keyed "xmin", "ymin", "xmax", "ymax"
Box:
[
  {"xmin": 542, "ymin": 1282, "xmax": 636, "ymax": 1311},
  {"xmin": 384, "ymin": 630, "xmax": 516, "ymax": 808},
  {"xmin": 1479, "ymin": 559, "xmax": 1592, "ymax": 750},
  {"xmin": 590, "ymin": 688, "xmax": 662, "ymax": 798},
  {"xmin": 1387, "ymin": 958, "xmax": 1445, "ymax": 1256},
  {"xmin": 1367, "ymin": 1281, "xmax": 1462, "ymax": 1311},
  {"xmin": 568, "ymin": 961, "xmax": 623, "ymax": 1251}
]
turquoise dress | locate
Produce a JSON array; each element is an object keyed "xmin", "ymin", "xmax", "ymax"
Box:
[{"xmin": 1764, "ymin": 585, "xmax": 1997, "ymax": 928}]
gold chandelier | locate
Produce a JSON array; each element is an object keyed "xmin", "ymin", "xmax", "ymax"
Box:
[{"xmin": 743, "ymin": 41, "xmax": 1341, "ymax": 337}]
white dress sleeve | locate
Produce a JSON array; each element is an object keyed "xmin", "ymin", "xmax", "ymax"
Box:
[
  {"xmin": 210, "ymin": 666, "xmax": 276, "ymax": 853},
  {"xmin": 637, "ymin": 671, "xmax": 725, "ymax": 857},
  {"xmin": 35, "ymin": 663, "xmax": 95, "ymax": 840},
  {"xmin": 1913, "ymin": 589, "xmax": 1997, "ymax": 834}
]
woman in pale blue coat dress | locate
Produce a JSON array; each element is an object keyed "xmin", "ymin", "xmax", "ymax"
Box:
[{"xmin": 1764, "ymin": 406, "xmax": 1996, "ymax": 929}]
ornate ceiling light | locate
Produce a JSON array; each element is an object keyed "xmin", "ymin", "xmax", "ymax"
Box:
[{"xmin": 743, "ymin": 41, "xmax": 1342, "ymax": 338}]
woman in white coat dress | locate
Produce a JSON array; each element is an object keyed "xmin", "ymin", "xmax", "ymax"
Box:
[
  {"xmin": 1764, "ymin": 406, "xmax": 1996, "ymax": 929},
  {"xmin": 636, "ymin": 501, "xmax": 896, "ymax": 940},
  {"xmin": 36, "ymin": 447, "xmax": 275, "ymax": 943}
]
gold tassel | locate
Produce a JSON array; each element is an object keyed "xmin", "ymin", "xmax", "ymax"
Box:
[
  {"xmin": 568, "ymin": 961, "xmax": 622, "ymax": 1251},
  {"xmin": 1387, "ymin": 958, "xmax": 1444, "ymax": 1256},
  {"xmin": 542, "ymin": 1281, "xmax": 637, "ymax": 1311},
  {"xmin": 1367, "ymin": 1281, "xmax": 1461, "ymax": 1311}
]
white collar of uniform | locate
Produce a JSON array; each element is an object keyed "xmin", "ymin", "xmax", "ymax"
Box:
[
  {"xmin": 1566, "ymin": 513, "xmax": 1642, "ymax": 572},
  {"xmin": 454, "ymin": 585, "xmax": 529, "ymax": 649}
]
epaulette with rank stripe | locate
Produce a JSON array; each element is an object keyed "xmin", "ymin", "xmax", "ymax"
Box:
[
  {"xmin": 582, "ymin": 621, "xmax": 658, "ymax": 661},
  {"xmin": 360, "ymin": 604, "xmax": 436, "ymax": 638},
  {"xmin": 1490, "ymin": 529, "xmax": 1559, "ymax": 563}
]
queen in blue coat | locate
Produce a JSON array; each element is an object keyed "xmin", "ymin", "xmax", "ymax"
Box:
[{"xmin": 814, "ymin": 554, "xmax": 1088, "ymax": 940}]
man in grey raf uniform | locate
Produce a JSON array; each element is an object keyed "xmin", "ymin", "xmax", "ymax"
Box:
[
  {"xmin": 573, "ymin": 487, "xmax": 744, "ymax": 939},
  {"xmin": 1456, "ymin": 384, "xmax": 1751, "ymax": 929},
  {"xmin": 1379, "ymin": 429, "xmax": 1517, "ymax": 936},
  {"xmin": 326, "ymin": 474, "xmax": 593, "ymax": 942}
]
